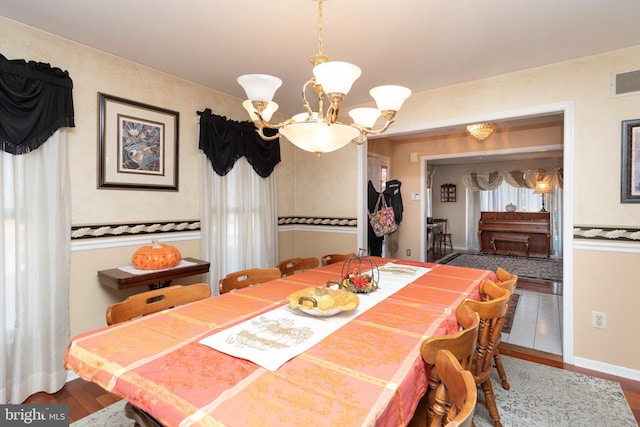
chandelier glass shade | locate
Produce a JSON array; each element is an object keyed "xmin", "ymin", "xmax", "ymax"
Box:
[
  {"xmin": 467, "ymin": 122, "xmax": 496, "ymax": 141},
  {"xmin": 237, "ymin": 0, "xmax": 411, "ymax": 156}
]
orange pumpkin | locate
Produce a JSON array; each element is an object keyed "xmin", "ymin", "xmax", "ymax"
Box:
[{"xmin": 132, "ymin": 240, "xmax": 182, "ymax": 270}]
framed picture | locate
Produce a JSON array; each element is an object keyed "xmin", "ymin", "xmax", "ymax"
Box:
[
  {"xmin": 621, "ymin": 119, "xmax": 640, "ymax": 203},
  {"xmin": 98, "ymin": 93, "xmax": 179, "ymax": 191},
  {"xmin": 440, "ymin": 183, "xmax": 456, "ymax": 202}
]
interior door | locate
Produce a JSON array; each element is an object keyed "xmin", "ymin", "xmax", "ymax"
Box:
[{"xmin": 367, "ymin": 153, "xmax": 390, "ymax": 256}]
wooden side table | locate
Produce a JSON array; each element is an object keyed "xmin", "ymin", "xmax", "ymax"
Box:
[{"xmin": 98, "ymin": 257, "xmax": 210, "ymax": 290}]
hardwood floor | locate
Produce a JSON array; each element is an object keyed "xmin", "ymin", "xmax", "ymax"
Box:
[
  {"xmin": 22, "ymin": 345, "xmax": 640, "ymax": 424},
  {"xmin": 21, "ymin": 378, "xmax": 122, "ymax": 423}
]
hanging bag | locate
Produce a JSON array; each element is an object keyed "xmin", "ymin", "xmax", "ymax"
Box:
[{"xmin": 368, "ymin": 194, "xmax": 398, "ymax": 237}]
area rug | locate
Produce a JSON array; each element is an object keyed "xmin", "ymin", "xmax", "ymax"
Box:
[
  {"xmin": 473, "ymin": 356, "xmax": 638, "ymax": 427},
  {"xmin": 74, "ymin": 356, "xmax": 638, "ymax": 427},
  {"xmin": 438, "ymin": 252, "xmax": 563, "ymax": 282},
  {"xmin": 71, "ymin": 400, "xmax": 132, "ymax": 427},
  {"xmin": 501, "ymin": 293, "xmax": 520, "ymax": 334}
]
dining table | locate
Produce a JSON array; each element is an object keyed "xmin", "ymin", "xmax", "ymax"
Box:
[{"xmin": 64, "ymin": 257, "xmax": 495, "ymax": 427}]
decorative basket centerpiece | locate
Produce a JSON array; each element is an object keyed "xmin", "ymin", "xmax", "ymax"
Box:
[{"xmin": 328, "ymin": 248, "xmax": 379, "ymax": 293}]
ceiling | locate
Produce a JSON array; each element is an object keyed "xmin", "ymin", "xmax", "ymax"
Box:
[{"xmin": 2, "ymin": 0, "xmax": 640, "ymax": 124}]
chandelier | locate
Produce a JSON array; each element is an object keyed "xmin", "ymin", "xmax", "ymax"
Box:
[
  {"xmin": 467, "ymin": 122, "xmax": 496, "ymax": 141},
  {"xmin": 237, "ymin": 0, "xmax": 411, "ymax": 156}
]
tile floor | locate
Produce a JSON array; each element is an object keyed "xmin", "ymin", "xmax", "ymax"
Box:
[{"xmin": 501, "ymin": 289, "xmax": 563, "ymax": 355}]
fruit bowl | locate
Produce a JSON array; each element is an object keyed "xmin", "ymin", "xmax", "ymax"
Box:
[{"xmin": 287, "ymin": 286, "xmax": 360, "ymax": 317}]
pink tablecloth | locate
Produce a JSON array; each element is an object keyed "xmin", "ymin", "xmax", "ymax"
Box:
[{"xmin": 65, "ymin": 258, "xmax": 493, "ymax": 426}]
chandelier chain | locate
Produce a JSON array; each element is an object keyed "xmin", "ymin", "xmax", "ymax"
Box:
[
  {"xmin": 318, "ymin": 0, "xmax": 323, "ymax": 57},
  {"xmin": 237, "ymin": 0, "xmax": 411, "ymax": 155},
  {"xmin": 310, "ymin": 0, "xmax": 330, "ymax": 66}
]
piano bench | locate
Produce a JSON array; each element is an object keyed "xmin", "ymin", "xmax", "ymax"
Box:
[{"xmin": 490, "ymin": 233, "xmax": 530, "ymax": 257}]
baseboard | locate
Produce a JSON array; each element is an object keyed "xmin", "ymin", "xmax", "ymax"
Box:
[{"xmin": 574, "ymin": 356, "xmax": 640, "ymax": 382}]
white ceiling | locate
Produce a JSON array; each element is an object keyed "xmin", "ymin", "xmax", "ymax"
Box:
[{"xmin": 2, "ymin": 0, "xmax": 640, "ymax": 122}]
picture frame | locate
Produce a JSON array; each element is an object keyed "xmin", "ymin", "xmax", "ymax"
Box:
[
  {"xmin": 98, "ymin": 93, "xmax": 179, "ymax": 191},
  {"xmin": 621, "ymin": 119, "xmax": 640, "ymax": 203},
  {"xmin": 440, "ymin": 183, "xmax": 456, "ymax": 202}
]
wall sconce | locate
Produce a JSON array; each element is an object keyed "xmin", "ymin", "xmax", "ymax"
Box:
[
  {"xmin": 534, "ymin": 181, "xmax": 553, "ymax": 212},
  {"xmin": 467, "ymin": 122, "xmax": 496, "ymax": 141}
]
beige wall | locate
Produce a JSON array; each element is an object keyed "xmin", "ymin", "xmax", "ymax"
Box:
[
  {"xmin": 3, "ymin": 16, "xmax": 640, "ymax": 378},
  {"xmin": 573, "ymin": 250, "xmax": 638, "ymax": 368},
  {"xmin": 278, "ymin": 230, "xmax": 357, "ymax": 263},
  {"xmin": 388, "ymin": 48, "xmax": 639, "ymax": 228},
  {"xmin": 2, "ymin": 18, "xmax": 264, "ymax": 337},
  {"xmin": 277, "ymin": 140, "xmax": 360, "ymax": 265},
  {"xmin": 71, "ymin": 240, "xmax": 205, "ymax": 333},
  {"xmin": 363, "ymin": 47, "xmax": 640, "ymax": 375},
  {"xmin": 292, "ymin": 144, "xmax": 359, "ymax": 217},
  {"xmin": 1, "ymin": 17, "xmax": 355, "ymax": 337}
]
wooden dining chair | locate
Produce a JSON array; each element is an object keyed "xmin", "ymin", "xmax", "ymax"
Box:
[
  {"xmin": 106, "ymin": 283, "xmax": 211, "ymax": 325},
  {"xmin": 462, "ymin": 279, "xmax": 511, "ymax": 427},
  {"xmin": 124, "ymin": 403, "xmax": 164, "ymax": 427},
  {"xmin": 277, "ymin": 256, "xmax": 320, "ymax": 276},
  {"xmin": 432, "ymin": 218, "xmax": 453, "ymax": 259},
  {"xmin": 421, "ymin": 304, "xmax": 480, "ymax": 424},
  {"xmin": 218, "ymin": 267, "xmax": 282, "ymax": 294},
  {"xmin": 493, "ymin": 267, "xmax": 519, "ymax": 390},
  {"xmin": 105, "ymin": 283, "xmax": 211, "ymax": 426},
  {"xmin": 428, "ymin": 349, "xmax": 477, "ymax": 427},
  {"xmin": 321, "ymin": 252, "xmax": 355, "ymax": 266}
]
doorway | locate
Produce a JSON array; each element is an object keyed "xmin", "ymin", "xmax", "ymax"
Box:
[
  {"xmin": 367, "ymin": 153, "xmax": 390, "ymax": 257},
  {"xmin": 359, "ymin": 101, "xmax": 575, "ymax": 364}
]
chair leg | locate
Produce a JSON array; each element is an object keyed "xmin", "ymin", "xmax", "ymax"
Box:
[
  {"xmin": 480, "ymin": 379, "xmax": 503, "ymax": 427},
  {"xmin": 124, "ymin": 402, "xmax": 164, "ymax": 427},
  {"xmin": 493, "ymin": 348, "xmax": 510, "ymax": 390},
  {"xmin": 432, "ymin": 237, "xmax": 441, "ymax": 259},
  {"xmin": 444, "ymin": 236, "xmax": 452, "ymax": 255}
]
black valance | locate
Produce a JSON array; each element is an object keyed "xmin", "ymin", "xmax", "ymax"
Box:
[
  {"xmin": 198, "ymin": 108, "xmax": 280, "ymax": 178},
  {"xmin": 0, "ymin": 54, "xmax": 75, "ymax": 155}
]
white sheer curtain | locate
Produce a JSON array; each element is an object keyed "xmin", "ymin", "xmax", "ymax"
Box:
[
  {"xmin": 465, "ymin": 179, "xmax": 563, "ymax": 257},
  {"xmin": 1, "ymin": 130, "xmax": 70, "ymax": 404},
  {"xmin": 465, "ymin": 190, "xmax": 482, "ymax": 250},
  {"xmin": 200, "ymin": 154, "xmax": 278, "ymax": 294}
]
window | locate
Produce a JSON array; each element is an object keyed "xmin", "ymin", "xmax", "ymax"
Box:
[{"xmin": 479, "ymin": 181, "xmax": 541, "ymax": 212}]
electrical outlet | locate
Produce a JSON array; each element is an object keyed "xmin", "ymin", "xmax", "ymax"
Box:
[
  {"xmin": 592, "ymin": 311, "xmax": 607, "ymax": 329},
  {"xmin": 406, "ymin": 249, "xmax": 411, "ymax": 256}
]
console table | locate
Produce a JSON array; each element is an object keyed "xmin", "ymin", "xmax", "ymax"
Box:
[
  {"xmin": 478, "ymin": 212, "xmax": 550, "ymax": 258},
  {"xmin": 98, "ymin": 257, "xmax": 210, "ymax": 290}
]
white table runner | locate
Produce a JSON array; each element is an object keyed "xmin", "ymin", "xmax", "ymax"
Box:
[{"xmin": 199, "ymin": 262, "xmax": 430, "ymax": 371}]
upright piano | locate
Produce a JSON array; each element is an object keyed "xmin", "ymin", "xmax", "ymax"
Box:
[{"xmin": 478, "ymin": 211, "xmax": 551, "ymax": 258}]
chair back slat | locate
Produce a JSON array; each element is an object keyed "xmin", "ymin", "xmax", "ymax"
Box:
[
  {"xmin": 278, "ymin": 257, "xmax": 320, "ymax": 276},
  {"xmin": 421, "ymin": 304, "xmax": 480, "ymax": 424},
  {"xmin": 428, "ymin": 349, "xmax": 476, "ymax": 427},
  {"xmin": 321, "ymin": 253, "xmax": 355, "ymax": 266},
  {"xmin": 492, "ymin": 267, "xmax": 519, "ymax": 390},
  {"xmin": 219, "ymin": 267, "xmax": 282, "ymax": 294},
  {"xmin": 106, "ymin": 283, "xmax": 211, "ymax": 325},
  {"xmin": 461, "ymin": 279, "xmax": 511, "ymax": 425}
]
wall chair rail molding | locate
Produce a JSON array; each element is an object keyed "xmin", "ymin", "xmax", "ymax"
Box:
[
  {"xmin": 574, "ymin": 225, "xmax": 640, "ymax": 253},
  {"xmin": 278, "ymin": 216, "xmax": 357, "ymax": 233},
  {"xmin": 574, "ymin": 225, "xmax": 640, "ymax": 241},
  {"xmin": 71, "ymin": 220, "xmax": 201, "ymax": 251}
]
